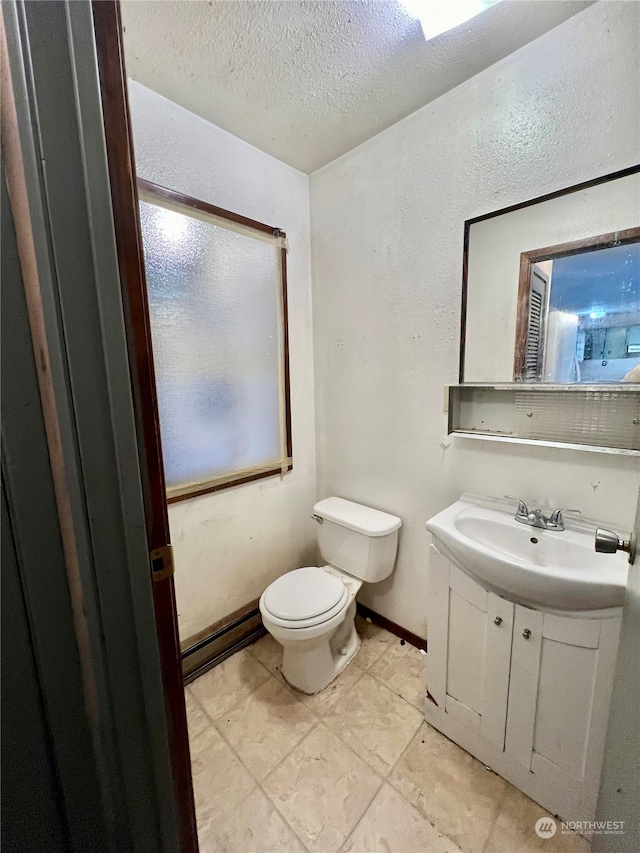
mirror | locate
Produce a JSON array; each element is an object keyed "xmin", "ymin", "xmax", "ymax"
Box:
[{"xmin": 461, "ymin": 168, "xmax": 640, "ymax": 384}]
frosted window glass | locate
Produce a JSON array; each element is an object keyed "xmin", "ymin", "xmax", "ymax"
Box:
[{"xmin": 138, "ymin": 196, "xmax": 287, "ymax": 491}]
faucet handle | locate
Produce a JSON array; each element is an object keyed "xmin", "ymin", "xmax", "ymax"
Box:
[
  {"xmin": 549, "ymin": 508, "xmax": 581, "ymax": 524},
  {"xmin": 505, "ymin": 495, "xmax": 529, "ymax": 517}
]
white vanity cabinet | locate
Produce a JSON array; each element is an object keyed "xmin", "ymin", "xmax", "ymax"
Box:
[{"xmin": 426, "ymin": 543, "xmax": 622, "ymax": 822}]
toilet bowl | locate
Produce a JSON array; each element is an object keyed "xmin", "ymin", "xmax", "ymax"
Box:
[
  {"xmin": 260, "ymin": 497, "xmax": 402, "ymax": 694},
  {"xmin": 260, "ymin": 565, "xmax": 363, "ymax": 694}
]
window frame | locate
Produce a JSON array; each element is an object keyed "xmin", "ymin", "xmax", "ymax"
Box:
[{"xmin": 137, "ymin": 178, "xmax": 292, "ymax": 504}]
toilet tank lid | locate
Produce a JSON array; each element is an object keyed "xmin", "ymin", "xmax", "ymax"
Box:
[{"xmin": 313, "ymin": 497, "xmax": 402, "ymax": 537}]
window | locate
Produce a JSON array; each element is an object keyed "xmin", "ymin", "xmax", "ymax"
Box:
[{"xmin": 138, "ymin": 180, "xmax": 292, "ymax": 502}]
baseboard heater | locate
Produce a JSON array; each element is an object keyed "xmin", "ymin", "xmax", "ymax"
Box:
[{"xmin": 181, "ymin": 600, "xmax": 265, "ymax": 685}]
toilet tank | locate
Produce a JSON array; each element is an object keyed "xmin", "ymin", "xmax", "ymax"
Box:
[{"xmin": 313, "ymin": 497, "xmax": 402, "ymax": 582}]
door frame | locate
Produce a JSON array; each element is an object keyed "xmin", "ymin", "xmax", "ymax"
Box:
[
  {"xmin": 2, "ymin": 0, "xmax": 197, "ymax": 848},
  {"xmin": 91, "ymin": 2, "xmax": 197, "ymax": 847}
]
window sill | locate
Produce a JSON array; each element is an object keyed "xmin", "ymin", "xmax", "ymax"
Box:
[{"xmin": 166, "ymin": 464, "xmax": 293, "ymax": 504}]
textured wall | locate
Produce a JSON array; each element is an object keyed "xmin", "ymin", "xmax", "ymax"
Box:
[
  {"xmin": 129, "ymin": 81, "xmax": 317, "ymax": 639},
  {"xmin": 310, "ymin": 2, "xmax": 640, "ymax": 639}
]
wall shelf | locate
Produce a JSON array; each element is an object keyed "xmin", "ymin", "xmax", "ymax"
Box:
[{"xmin": 447, "ymin": 384, "xmax": 640, "ymax": 455}]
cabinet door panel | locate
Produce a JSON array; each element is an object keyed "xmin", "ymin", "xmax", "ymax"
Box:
[
  {"xmin": 447, "ymin": 589, "xmax": 487, "ymax": 713},
  {"xmin": 505, "ymin": 606, "xmax": 544, "ymax": 769},
  {"xmin": 533, "ymin": 638, "xmax": 597, "ymax": 778},
  {"xmin": 481, "ymin": 594, "xmax": 514, "ymax": 749},
  {"xmin": 604, "ymin": 327, "xmax": 627, "ymax": 359},
  {"xmin": 580, "ymin": 617, "xmax": 621, "ymax": 808},
  {"xmin": 427, "ymin": 546, "xmax": 513, "ymax": 752},
  {"xmin": 531, "ymin": 613, "xmax": 620, "ymax": 791}
]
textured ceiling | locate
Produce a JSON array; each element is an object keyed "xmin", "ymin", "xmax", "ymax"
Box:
[{"xmin": 121, "ymin": 0, "xmax": 594, "ymax": 173}]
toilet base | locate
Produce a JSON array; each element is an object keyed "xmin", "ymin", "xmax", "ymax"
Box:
[{"xmin": 281, "ymin": 602, "xmax": 360, "ymax": 695}]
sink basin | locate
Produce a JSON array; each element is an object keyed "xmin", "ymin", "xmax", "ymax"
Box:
[{"xmin": 426, "ymin": 495, "xmax": 629, "ymax": 611}]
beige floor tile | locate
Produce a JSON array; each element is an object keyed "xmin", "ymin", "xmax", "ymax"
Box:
[
  {"xmin": 483, "ymin": 786, "xmax": 591, "ymax": 853},
  {"xmin": 189, "ymin": 723, "xmax": 255, "ymax": 828},
  {"xmin": 354, "ymin": 616, "xmax": 395, "ymax": 669},
  {"xmin": 263, "ymin": 724, "xmax": 381, "ymax": 853},
  {"xmin": 342, "ymin": 782, "xmax": 462, "ymax": 853},
  {"xmin": 198, "ymin": 787, "xmax": 305, "ymax": 853},
  {"xmin": 324, "ymin": 672, "xmax": 423, "ymax": 775},
  {"xmin": 216, "ymin": 676, "xmax": 317, "ymax": 781},
  {"xmin": 298, "ymin": 659, "xmax": 364, "ymax": 717},
  {"xmin": 370, "ymin": 639, "xmax": 427, "ymax": 710},
  {"xmin": 247, "ymin": 632, "xmax": 283, "ymax": 677},
  {"xmin": 184, "ymin": 687, "xmax": 213, "ymax": 741},
  {"xmin": 190, "ymin": 649, "xmax": 271, "ymax": 719},
  {"xmin": 389, "ymin": 723, "xmax": 507, "ymax": 853}
]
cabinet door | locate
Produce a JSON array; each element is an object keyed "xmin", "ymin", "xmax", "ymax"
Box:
[
  {"xmin": 532, "ymin": 613, "xmax": 621, "ymax": 806},
  {"xmin": 504, "ymin": 605, "xmax": 544, "ymax": 768},
  {"xmin": 427, "ymin": 546, "xmax": 513, "ymax": 748},
  {"xmin": 482, "ymin": 593, "xmax": 516, "ymax": 748},
  {"xmin": 506, "ymin": 608, "xmax": 622, "ymax": 799},
  {"xmin": 603, "ymin": 327, "xmax": 627, "ymax": 359}
]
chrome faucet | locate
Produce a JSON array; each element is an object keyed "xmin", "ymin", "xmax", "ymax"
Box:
[{"xmin": 505, "ymin": 495, "xmax": 580, "ymax": 532}]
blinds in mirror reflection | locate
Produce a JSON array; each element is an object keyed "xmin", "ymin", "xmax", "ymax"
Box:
[{"xmin": 138, "ymin": 190, "xmax": 291, "ymax": 499}]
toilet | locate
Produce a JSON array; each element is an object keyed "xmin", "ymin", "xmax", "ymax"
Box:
[{"xmin": 259, "ymin": 497, "xmax": 402, "ymax": 694}]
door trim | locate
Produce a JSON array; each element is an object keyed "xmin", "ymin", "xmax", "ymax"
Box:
[{"xmin": 91, "ymin": 1, "xmax": 198, "ymax": 848}]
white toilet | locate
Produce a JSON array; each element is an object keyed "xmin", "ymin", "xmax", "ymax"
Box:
[{"xmin": 259, "ymin": 497, "xmax": 402, "ymax": 694}]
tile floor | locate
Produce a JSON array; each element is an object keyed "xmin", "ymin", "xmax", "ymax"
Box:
[{"xmin": 186, "ymin": 616, "xmax": 590, "ymax": 853}]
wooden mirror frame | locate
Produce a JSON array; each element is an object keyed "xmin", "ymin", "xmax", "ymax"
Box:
[{"xmin": 459, "ymin": 164, "xmax": 640, "ymax": 383}]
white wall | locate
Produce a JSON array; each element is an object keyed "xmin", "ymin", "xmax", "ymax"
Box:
[
  {"xmin": 129, "ymin": 81, "xmax": 317, "ymax": 640},
  {"xmin": 310, "ymin": 2, "xmax": 640, "ymax": 639}
]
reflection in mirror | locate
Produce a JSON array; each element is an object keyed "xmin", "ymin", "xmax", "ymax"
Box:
[
  {"xmin": 462, "ymin": 168, "xmax": 640, "ymax": 384},
  {"xmin": 516, "ymin": 232, "xmax": 640, "ymax": 383}
]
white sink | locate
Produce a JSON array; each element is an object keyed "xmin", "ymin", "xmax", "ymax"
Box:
[{"xmin": 426, "ymin": 495, "xmax": 629, "ymax": 611}]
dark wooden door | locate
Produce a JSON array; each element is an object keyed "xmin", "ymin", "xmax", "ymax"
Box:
[{"xmin": 91, "ymin": 3, "xmax": 198, "ymax": 850}]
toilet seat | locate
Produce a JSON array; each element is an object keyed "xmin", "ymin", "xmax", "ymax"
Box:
[{"xmin": 261, "ymin": 567, "xmax": 349, "ymax": 629}]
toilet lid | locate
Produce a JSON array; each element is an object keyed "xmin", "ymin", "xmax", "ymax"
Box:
[{"xmin": 262, "ymin": 567, "xmax": 348, "ymax": 622}]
